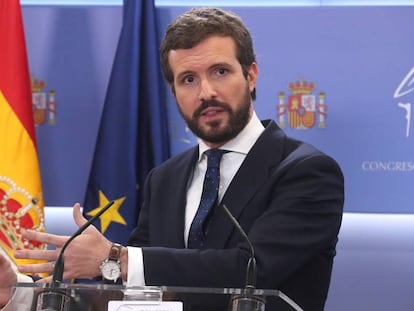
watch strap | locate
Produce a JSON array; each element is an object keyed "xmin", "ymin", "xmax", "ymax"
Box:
[{"xmin": 108, "ymin": 243, "xmax": 122, "ymax": 261}]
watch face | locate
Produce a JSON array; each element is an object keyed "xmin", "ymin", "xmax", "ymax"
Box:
[{"xmin": 101, "ymin": 260, "xmax": 121, "ymax": 281}]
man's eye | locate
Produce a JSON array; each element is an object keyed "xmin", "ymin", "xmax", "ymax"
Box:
[
  {"xmin": 184, "ymin": 76, "xmax": 195, "ymax": 84},
  {"xmin": 216, "ymin": 68, "xmax": 228, "ymax": 76}
]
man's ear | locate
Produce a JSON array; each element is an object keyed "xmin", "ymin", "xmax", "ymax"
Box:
[{"xmin": 247, "ymin": 62, "xmax": 258, "ymax": 93}]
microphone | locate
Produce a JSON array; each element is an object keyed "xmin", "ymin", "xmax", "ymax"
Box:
[
  {"xmin": 37, "ymin": 200, "xmax": 115, "ymax": 311},
  {"xmin": 222, "ymin": 204, "xmax": 265, "ymax": 311}
]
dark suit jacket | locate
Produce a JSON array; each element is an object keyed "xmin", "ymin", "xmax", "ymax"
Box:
[{"xmin": 128, "ymin": 120, "xmax": 344, "ymax": 311}]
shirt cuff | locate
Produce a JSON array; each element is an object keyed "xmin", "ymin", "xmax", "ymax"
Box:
[{"xmin": 126, "ymin": 246, "xmax": 145, "ymax": 287}]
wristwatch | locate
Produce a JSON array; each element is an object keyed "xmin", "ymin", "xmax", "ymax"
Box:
[{"xmin": 100, "ymin": 243, "xmax": 122, "ymax": 282}]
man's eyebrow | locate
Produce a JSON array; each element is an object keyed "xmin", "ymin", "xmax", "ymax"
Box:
[
  {"xmin": 175, "ymin": 62, "xmax": 233, "ymax": 80},
  {"xmin": 175, "ymin": 70, "xmax": 195, "ymax": 80},
  {"xmin": 211, "ymin": 61, "xmax": 231, "ymax": 68}
]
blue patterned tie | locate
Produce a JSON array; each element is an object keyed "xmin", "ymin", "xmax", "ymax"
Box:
[{"xmin": 188, "ymin": 149, "xmax": 227, "ymax": 249}]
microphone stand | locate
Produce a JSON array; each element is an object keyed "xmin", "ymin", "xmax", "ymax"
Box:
[
  {"xmin": 37, "ymin": 201, "xmax": 115, "ymax": 311},
  {"xmin": 222, "ymin": 204, "xmax": 266, "ymax": 311}
]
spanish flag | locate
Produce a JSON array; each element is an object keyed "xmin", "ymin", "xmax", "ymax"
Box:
[{"xmin": 0, "ymin": 0, "xmax": 46, "ymax": 266}]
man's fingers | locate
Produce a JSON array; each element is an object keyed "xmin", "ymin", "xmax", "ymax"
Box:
[
  {"xmin": 35, "ymin": 275, "xmax": 53, "ymax": 284},
  {"xmin": 18, "ymin": 260, "xmax": 55, "ymax": 274},
  {"xmin": 15, "ymin": 249, "xmax": 58, "ymax": 262},
  {"xmin": 21, "ymin": 230, "xmax": 68, "ymax": 247}
]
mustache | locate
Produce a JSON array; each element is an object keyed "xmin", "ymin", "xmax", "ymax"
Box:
[{"xmin": 193, "ymin": 100, "xmax": 230, "ymax": 118}]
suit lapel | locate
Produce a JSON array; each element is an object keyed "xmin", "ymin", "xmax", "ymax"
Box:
[
  {"xmin": 204, "ymin": 121, "xmax": 287, "ymax": 248},
  {"xmin": 156, "ymin": 147, "xmax": 198, "ymax": 247}
]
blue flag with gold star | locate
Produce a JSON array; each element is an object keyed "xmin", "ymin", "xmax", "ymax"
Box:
[{"xmin": 83, "ymin": 0, "xmax": 170, "ymax": 245}]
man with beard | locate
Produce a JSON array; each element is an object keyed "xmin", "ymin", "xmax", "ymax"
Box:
[{"xmin": 15, "ymin": 7, "xmax": 344, "ymax": 311}]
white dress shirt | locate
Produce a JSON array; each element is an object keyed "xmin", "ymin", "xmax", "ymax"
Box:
[{"xmin": 127, "ymin": 112, "xmax": 265, "ymax": 287}]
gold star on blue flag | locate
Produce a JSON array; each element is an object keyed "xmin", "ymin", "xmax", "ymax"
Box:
[
  {"xmin": 86, "ymin": 190, "xmax": 126, "ymax": 234},
  {"xmin": 83, "ymin": 0, "xmax": 170, "ymax": 246}
]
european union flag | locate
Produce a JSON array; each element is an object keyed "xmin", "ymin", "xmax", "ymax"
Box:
[{"xmin": 83, "ymin": 0, "xmax": 170, "ymax": 245}]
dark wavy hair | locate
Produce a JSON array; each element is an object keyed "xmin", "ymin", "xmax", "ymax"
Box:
[{"xmin": 160, "ymin": 7, "xmax": 257, "ymax": 100}]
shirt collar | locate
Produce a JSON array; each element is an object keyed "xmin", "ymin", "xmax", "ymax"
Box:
[{"xmin": 197, "ymin": 111, "xmax": 265, "ymax": 161}]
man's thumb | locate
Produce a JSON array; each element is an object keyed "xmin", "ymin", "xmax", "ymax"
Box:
[{"xmin": 73, "ymin": 203, "xmax": 88, "ymax": 227}]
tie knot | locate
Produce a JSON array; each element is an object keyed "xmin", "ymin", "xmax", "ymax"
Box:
[{"xmin": 204, "ymin": 149, "xmax": 228, "ymax": 169}]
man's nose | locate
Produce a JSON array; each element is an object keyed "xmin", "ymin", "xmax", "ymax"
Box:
[{"xmin": 198, "ymin": 78, "xmax": 217, "ymax": 101}]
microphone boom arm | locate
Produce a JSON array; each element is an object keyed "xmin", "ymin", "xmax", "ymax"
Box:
[{"xmin": 222, "ymin": 204, "xmax": 256, "ymax": 289}]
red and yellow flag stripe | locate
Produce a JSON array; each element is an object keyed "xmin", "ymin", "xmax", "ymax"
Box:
[{"xmin": 0, "ymin": 0, "xmax": 45, "ymax": 266}]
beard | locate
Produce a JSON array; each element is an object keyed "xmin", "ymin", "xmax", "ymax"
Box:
[{"xmin": 178, "ymin": 85, "xmax": 251, "ymax": 145}]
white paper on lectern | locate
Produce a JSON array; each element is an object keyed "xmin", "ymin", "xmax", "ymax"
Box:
[{"xmin": 108, "ymin": 300, "xmax": 183, "ymax": 311}]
